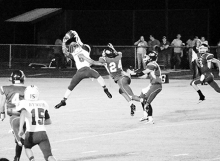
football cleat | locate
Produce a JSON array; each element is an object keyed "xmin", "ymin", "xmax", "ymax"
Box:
[
  {"xmin": 139, "ymin": 117, "xmax": 148, "ymax": 122},
  {"xmin": 130, "ymin": 104, "xmax": 136, "ymax": 116},
  {"xmin": 55, "ymin": 100, "xmax": 66, "ymax": 109},
  {"xmin": 104, "ymin": 88, "xmax": 112, "ymax": 98},
  {"xmin": 198, "ymin": 96, "xmax": 205, "ymax": 104},
  {"xmin": 145, "ymin": 116, "xmax": 154, "ymax": 124}
]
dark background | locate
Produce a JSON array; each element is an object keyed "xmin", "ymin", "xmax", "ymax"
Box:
[{"xmin": 0, "ymin": 0, "xmax": 220, "ymax": 46}]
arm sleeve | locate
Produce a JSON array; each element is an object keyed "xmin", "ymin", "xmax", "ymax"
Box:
[{"xmin": 99, "ymin": 57, "xmax": 106, "ymax": 63}]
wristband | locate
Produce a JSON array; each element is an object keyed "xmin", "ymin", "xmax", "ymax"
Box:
[{"xmin": 1, "ymin": 112, "xmax": 5, "ymax": 119}]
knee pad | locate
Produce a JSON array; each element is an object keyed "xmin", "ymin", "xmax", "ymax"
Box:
[{"xmin": 119, "ymin": 88, "xmax": 123, "ymax": 94}]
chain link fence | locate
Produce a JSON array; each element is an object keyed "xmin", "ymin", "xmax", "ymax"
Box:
[{"xmin": 0, "ymin": 44, "xmax": 219, "ymax": 70}]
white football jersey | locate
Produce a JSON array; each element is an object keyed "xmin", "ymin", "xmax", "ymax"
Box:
[
  {"xmin": 71, "ymin": 48, "xmax": 91, "ymax": 70},
  {"xmin": 17, "ymin": 100, "xmax": 49, "ymax": 132}
]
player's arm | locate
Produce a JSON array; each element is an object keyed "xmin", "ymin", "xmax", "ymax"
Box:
[
  {"xmin": 62, "ymin": 31, "xmax": 74, "ymax": 57},
  {"xmin": 73, "ymin": 31, "xmax": 83, "ymax": 46},
  {"xmin": 0, "ymin": 87, "xmax": 6, "ymax": 121},
  {"xmin": 18, "ymin": 109, "xmax": 26, "ymax": 137},
  {"xmin": 78, "ymin": 54, "xmax": 104, "ymax": 66},
  {"xmin": 211, "ymin": 58, "xmax": 220, "ymax": 76}
]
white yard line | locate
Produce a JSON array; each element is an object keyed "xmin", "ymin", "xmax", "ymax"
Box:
[{"xmin": 51, "ymin": 119, "xmax": 220, "ymax": 143}]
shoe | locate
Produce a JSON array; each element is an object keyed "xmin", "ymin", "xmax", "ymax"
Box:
[
  {"xmin": 130, "ymin": 104, "xmax": 136, "ymax": 116},
  {"xmin": 139, "ymin": 117, "xmax": 148, "ymax": 122},
  {"xmin": 198, "ymin": 96, "xmax": 205, "ymax": 103},
  {"xmin": 14, "ymin": 157, "xmax": 19, "ymax": 161},
  {"xmin": 104, "ymin": 88, "xmax": 112, "ymax": 98},
  {"xmin": 145, "ymin": 117, "xmax": 154, "ymax": 124},
  {"xmin": 55, "ymin": 100, "xmax": 66, "ymax": 109}
]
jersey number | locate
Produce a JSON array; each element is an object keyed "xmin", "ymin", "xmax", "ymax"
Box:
[
  {"xmin": 31, "ymin": 108, "xmax": 45, "ymax": 125},
  {"xmin": 198, "ymin": 58, "xmax": 203, "ymax": 67},
  {"xmin": 11, "ymin": 93, "xmax": 20, "ymax": 107},
  {"xmin": 109, "ymin": 61, "xmax": 122, "ymax": 72},
  {"xmin": 78, "ymin": 55, "xmax": 84, "ymax": 62}
]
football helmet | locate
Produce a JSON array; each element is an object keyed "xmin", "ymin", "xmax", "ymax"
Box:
[
  {"xmin": 68, "ymin": 42, "xmax": 82, "ymax": 53},
  {"xmin": 10, "ymin": 70, "xmax": 25, "ymax": 84},
  {"xmin": 24, "ymin": 85, "xmax": 39, "ymax": 101},
  {"xmin": 198, "ymin": 44, "xmax": 209, "ymax": 54},
  {"xmin": 143, "ymin": 51, "xmax": 158, "ymax": 63}
]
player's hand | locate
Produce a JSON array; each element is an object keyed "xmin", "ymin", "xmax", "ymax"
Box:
[
  {"xmin": 0, "ymin": 112, "xmax": 5, "ymax": 121},
  {"xmin": 63, "ymin": 30, "xmax": 74, "ymax": 42},
  {"xmin": 108, "ymin": 43, "xmax": 114, "ymax": 49}
]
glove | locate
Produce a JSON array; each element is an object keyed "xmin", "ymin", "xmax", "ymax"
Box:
[
  {"xmin": 108, "ymin": 43, "xmax": 114, "ymax": 49},
  {"xmin": 63, "ymin": 30, "xmax": 75, "ymax": 43}
]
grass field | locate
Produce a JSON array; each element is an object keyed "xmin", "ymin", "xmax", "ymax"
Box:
[{"xmin": 0, "ymin": 77, "xmax": 220, "ymax": 161}]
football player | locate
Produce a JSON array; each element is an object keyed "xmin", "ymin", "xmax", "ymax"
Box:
[
  {"xmin": 55, "ymin": 30, "xmax": 112, "ymax": 109},
  {"xmin": 0, "ymin": 70, "xmax": 26, "ymax": 161},
  {"xmin": 135, "ymin": 51, "xmax": 162, "ymax": 123},
  {"xmin": 17, "ymin": 85, "xmax": 57, "ymax": 161},
  {"xmin": 80, "ymin": 43, "xmax": 146, "ymax": 116},
  {"xmin": 190, "ymin": 43, "xmax": 220, "ymax": 102}
]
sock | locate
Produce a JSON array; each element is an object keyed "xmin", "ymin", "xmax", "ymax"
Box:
[
  {"xmin": 146, "ymin": 104, "xmax": 153, "ymax": 116},
  {"xmin": 96, "ymin": 76, "xmax": 106, "ymax": 87},
  {"xmin": 197, "ymin": 90, "xmax": 205, "ymax": 98},
  {"xmin": 15, "ymin": 142, "xmax": 22, "ymax": 159},
  {"xmin": 64, "ymin": 89, "xmax": 72, "ymax": 99}
]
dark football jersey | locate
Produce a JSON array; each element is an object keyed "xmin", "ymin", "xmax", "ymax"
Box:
[
  {"xmin": 196, "ymin": 53, "xmax": 214, "ymax": 74},
  {"xmin": 0, "ymin": 85, "xmax": 26, "ymax": 116},
  {"xmin": 146, "ymin": 61, "xmax": 162, "ymax": 84},
  {"xmin": 99, "ymin": 54, "xmax": 124, "ymax": 82}
]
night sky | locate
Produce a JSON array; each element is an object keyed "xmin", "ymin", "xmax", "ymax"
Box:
[{"xmin": 0, "ymin": 0, "xmax": 220, "ymax": 45}]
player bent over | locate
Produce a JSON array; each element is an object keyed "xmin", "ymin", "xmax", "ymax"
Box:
[
  {"xmin": 190, "ymin": 44, "xmax": 220, "ymax": 102},
  {"xmin": 0, "ymin": 70, "xmax": 26, "ymax": 161},
  {"xmin": 55, "ymin": 30, "xmax": 112, "ymax": 109},
  {"xmin": 135, "ymin": 51, "xmax": 162, "ymax": 123},
  {"xmin": 17, "ymin": 85, "xmax": 57, "ymax": 161},
  {"xmin": 80, "ymin": 43, "xmax": 146, "ymax": 116}
]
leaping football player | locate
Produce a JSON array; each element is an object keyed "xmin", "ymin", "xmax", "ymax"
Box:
[
  {"xmin": 80, "ymin": 43, "xmax": 146, "ymax": 116},
  {"xmin": 0, "ymin": 70, "xmax": 26, "ymax": 161},
  {"xmin": 55, "ymin": 30, "xmax": 112, "ymax": 109},
  {"xmin": 190, "ymin": 43, "xmax": 220, "ymax": 102},
  {"xmin": 135, "ymin": 51, "xmax": 162, "ymax": 123}
]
